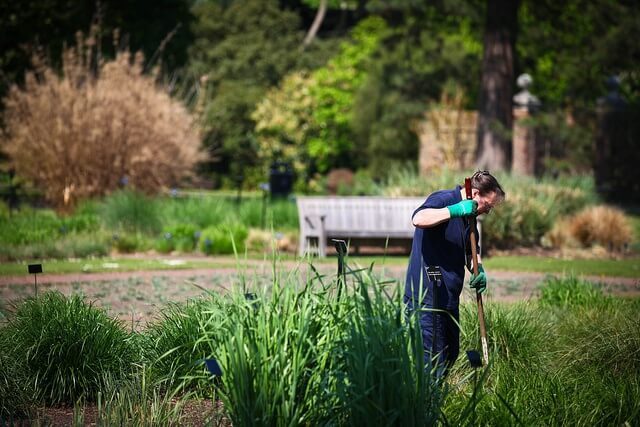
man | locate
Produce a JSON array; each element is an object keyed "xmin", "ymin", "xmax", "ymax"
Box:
[{"xmin": 404, "ymin": 170, "xmax": 505, "ymax": 378}]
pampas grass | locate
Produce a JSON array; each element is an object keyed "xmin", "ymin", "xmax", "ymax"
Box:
[{"xmin": 0, "ymin": 32, "xmax": 203, "ymax": 208}]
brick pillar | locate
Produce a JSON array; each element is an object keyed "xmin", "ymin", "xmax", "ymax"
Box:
[{"xmin": 512, "ymin": 74, "xmax": 541, "ymax": 176}]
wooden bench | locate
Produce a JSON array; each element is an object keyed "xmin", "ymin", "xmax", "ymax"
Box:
[
  {"xmin": 296, "ymin": 196, "xmax": 425, "ymax": 257},
  {"xmin": 297, "ymin": 196, "xmax": 484, "ymax": 257}
]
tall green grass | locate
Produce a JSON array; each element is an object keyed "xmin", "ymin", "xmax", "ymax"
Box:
[
  {"xmin": 445, "ymin": 276, "xmax": 640, "ymax": 425},
  {"xmin": 539, "ymin": 274, "xmax": 613, "ymax": 309},
  {"xmin": 143, "ymin": 265, "xmax": 441, "ymax": 425}
]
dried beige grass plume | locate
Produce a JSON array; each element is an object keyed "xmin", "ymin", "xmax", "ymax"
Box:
[
  {"xmin": 568, "ymin": 205, "xmax": 632, "ymax": 251},
  {"xmin": 1, "ymin": 35, "xmax": 203, "ymax": 208}
]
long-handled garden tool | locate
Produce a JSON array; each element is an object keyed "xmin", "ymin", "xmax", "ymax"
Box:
[{"xmin": 465, "ymin": 177, "xmax": 489, "ymax": 365}]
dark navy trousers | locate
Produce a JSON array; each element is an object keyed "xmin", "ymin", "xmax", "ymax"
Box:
[{"xmin": 404, "ymin": 273, "xmax": 460, "ymax": 379}]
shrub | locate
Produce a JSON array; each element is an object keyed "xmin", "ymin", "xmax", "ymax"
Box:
[
  {"xmin": 568, "ymin": 205, "xmax": 632, "ymax": 250},
  {"xmin": 199, "ymin": 223, "xmax": 248, "ymax": 255},
  {"xmin": 0, "ymin": 36, "xmax": 202, "ymax": 208},
  {"xmin": 0, "ymin": 208, "xmax": 79, "ymax": 246},
  {"xmin": 155, "ymin": 223, "xmax": 199, "ymax": 253},
  {"xmin": 111, "ymin": 232, "xmax": 149, "ymax": 254},
  {"xmin": 544, "ymin": 205, "xmax": 633, "ymax": 251},
  {"xmin": 1, "ymin": 292, "xmax": 138, "ymax": 404}
]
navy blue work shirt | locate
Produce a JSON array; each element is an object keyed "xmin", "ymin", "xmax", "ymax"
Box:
[{"xmin": 405, "ymin": 185, "xmax": 476, "ymax": 309}]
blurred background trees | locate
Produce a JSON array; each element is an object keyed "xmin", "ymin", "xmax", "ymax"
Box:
[{"xmin": 0, "ymin": 0, "xmax": 639, "ymax": 202}]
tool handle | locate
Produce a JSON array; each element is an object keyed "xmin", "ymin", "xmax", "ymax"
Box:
[{"xmin": 465, "ymin": 177, "xmax": 489, "ymax": 364}]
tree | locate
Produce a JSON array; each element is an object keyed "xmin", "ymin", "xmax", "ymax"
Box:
[
  {"xmin": 476, "ymin": 0, "xmax": 520, "ymax": 171},
  {"xmin": 253, "ymin": 17, "xmax": 385, "ymax": 183},
  {"xmin": 0, "ymin": 0, "xmax": 194, "ymax": 98},
  {"xmin": 354, "ymin": 0, "xmax": 484, "ymax": 176},
  {"xmin": 518, "ymin": 0, "xmax": 640, "ymax": 107},
  {"xmin": 189, "ymin": 0, "xmax": 338, "ymax": 186}
]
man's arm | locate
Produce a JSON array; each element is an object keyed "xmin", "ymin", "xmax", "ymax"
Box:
[
  {"xmin": 412, "ymin": 207, "xmax": 451, "ymax": 228},
  {"xmin": 412, "ymin": 200, "xmax": 477, "ymax": 229}
]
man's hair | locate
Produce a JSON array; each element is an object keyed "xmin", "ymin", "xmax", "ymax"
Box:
[{"xmin": 470, "ymin": 170, "xmax": 505, "ymax": 201}]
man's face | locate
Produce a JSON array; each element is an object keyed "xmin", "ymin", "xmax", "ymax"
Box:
[{"xmin": 473, "ymin": 190, "xmax": 500, "ymax": 215}]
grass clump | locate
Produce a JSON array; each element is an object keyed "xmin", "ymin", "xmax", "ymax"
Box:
[
  {"xmin": 0, "ymin": 291, "xmax": 138, "ymax": 405},
  {"xmin": 142, "ymin": 299, "xmax": 226, "ymax": 393},
  {"xmin": 0, "ymin": 331, "xmax": 34, "ymax": 418},
  {"xmin": 539, "ymin": 275, "xmax": 613, "ymax": 309},
  {"xmin": 545, "ymin": 205, "xmax": 633, "ymax": 251}
]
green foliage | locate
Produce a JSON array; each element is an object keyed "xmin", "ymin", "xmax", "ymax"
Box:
[
  {"xmin": 518, "ymin": 0, "xmax": 640, "ymax": 107},
  {"xmin": 100, "ymin": 190, "xmax": 162, "ymax": 235},
  {"xmin": 254, "ymin": 17, "xmax": 386, "ymax": 182},
  {"xmin": 155, "ymin": 223, "xmax": 199, "ymax": 253},
  {"xmin": 307, "ymin": 17, "xmax": 387, "ymax": 173},
  {"xmin": 190, "ymin": 0, "xmax": 335, "ymax": 186},
  {"xmin": 143, "ymin": 299, "xmax": 223, "ymax": 393},
  {"xmin": 354, "ymin": 3, "xmax": 483, "ymax": 177},
  {"xmin": 446, "ymin": 286, "xmax": 640, "ymax": 425},
  {"xmin": 0, "ymin": 330, "xmax": 34, "ymax": 417},
  {"xmin": 1, "ymin": 292, "xmax": 138, "ymax": 405},
  {"xmin": 189, "ymin": 271, "xmax": 439, "ymax": 425},
  {"xmin": 0, "ymin": 207, "xmax": 99, "ymax": 246},
  {"xmin": 481, "ymin": 174, "xmax": 596, "ymax": 248},
  {"xmin": 539, "ymin": 275, "xmax": 613, "ymax": 310},
  {"xmin": 0, "ymin": 233, "xmax": 110, "ymax": 261},
  {"xmin": 336, "ymin": 276, "xmax": 441, "ymax": 424},
  {"xmin": 199, "ymin": 223, "xmax": 248, "ymax": 255},
  {"xmin": 112, "ymin": 232, "xmax": 150, "ymax": 254},
  {"xmin": 84, "ymin": 365, "xmax": 188, "ymax": 426}
]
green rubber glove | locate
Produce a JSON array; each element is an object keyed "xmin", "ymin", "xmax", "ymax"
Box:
[
  {"xmin": 469, "ymin": 264, "xmax": 487, "ymax": 294},
  {"xmin": 447, "ymin": 200, "xmax": 477, "ymax": 218}
]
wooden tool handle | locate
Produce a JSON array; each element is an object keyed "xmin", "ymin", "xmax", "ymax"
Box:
[{"xmin": 464, "ymin": 177, "xmax": 489, "ymax": 365}]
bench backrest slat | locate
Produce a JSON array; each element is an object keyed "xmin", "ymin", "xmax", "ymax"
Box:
[{"xmin": 297, "ymin": 196, "xmax": 425, "ymax": 235}]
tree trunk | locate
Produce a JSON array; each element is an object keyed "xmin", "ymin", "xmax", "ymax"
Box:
[
  {"xmin": 476, "ymin": 0, "xmax": 520, "ymax": 171},
  {"xmin": 303, "ymin": 0, "xmax": 328, "ymax": 47}
]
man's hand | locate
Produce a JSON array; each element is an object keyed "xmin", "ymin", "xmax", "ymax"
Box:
[
  {"xmin": 469, "ymin": 264, "xmax": 487, "ymax": 294},
  {"xmin": 447, "ymin": 200, "xmax": 477, "ymax": 218}
]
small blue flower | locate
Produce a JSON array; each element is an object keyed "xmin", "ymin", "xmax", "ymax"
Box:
[
  {"xmin": 275, "ymin": 232, "xmax": 284, "ymax": 240},
  {"xmin": 194, "ymin": 230, "xmax": 202, "ymax": 239},
  {"xmin": 164, "ymin": 232, "xmax": 173, "ymax": 240},
  {"xmin": 120, "ymin": 176, "xmax": 129, "ymax": 186},
  {"xmin": 170, "ymin": 188, "xmax": 179, "ymax": 197}
]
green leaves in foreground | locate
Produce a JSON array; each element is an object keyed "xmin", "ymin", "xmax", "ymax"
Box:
[
  {"xmin": 147, "ymin": 269, "xmax": 440, "ymax": 425},
  {"xmin": 0, "ymin": 292, "xmax": 138, "ymax": 405}
]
